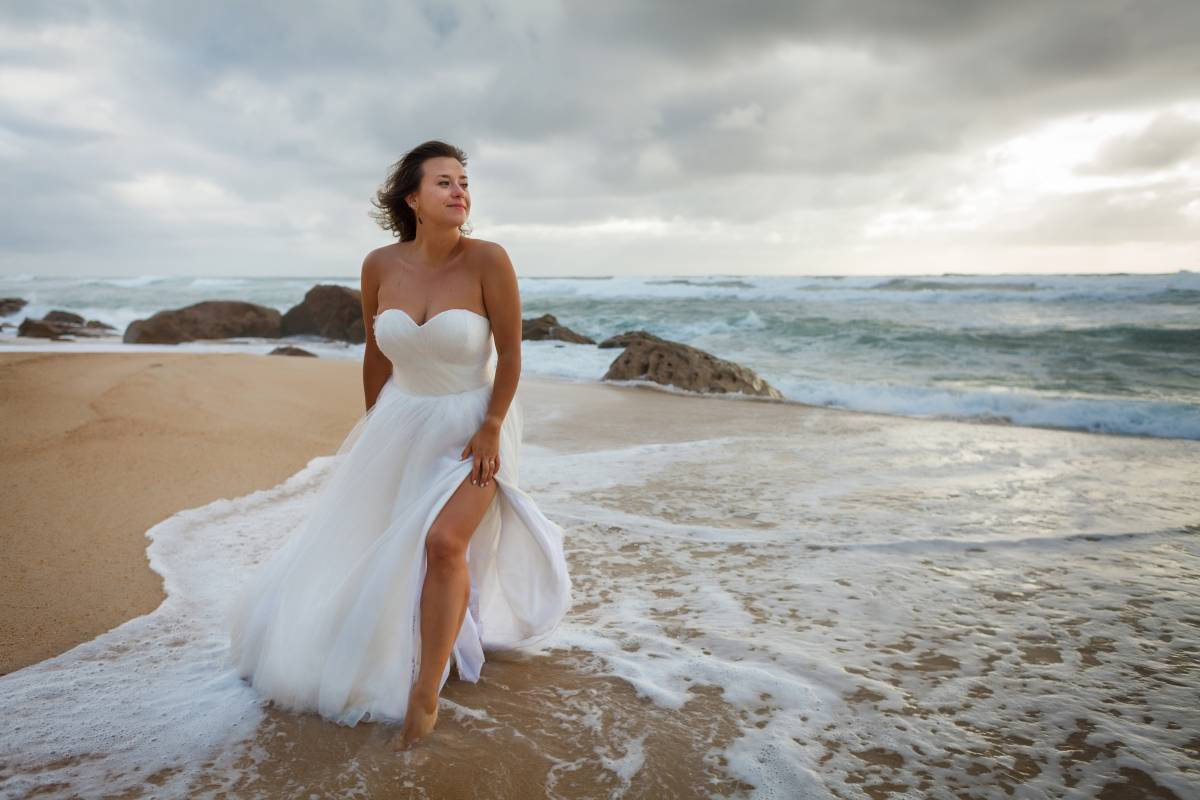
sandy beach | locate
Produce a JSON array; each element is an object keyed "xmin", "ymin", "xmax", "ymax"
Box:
[
  {"xmin": 0, "ymin": 350, "xmax": 784, "ymax": 675},
  {"xmin": 2, "ymin": 350, "xmax": 1198, "ymax": 798},
  {"xmin": 0, "ymin": 351, "xmax": 365, "ymax": 675}
]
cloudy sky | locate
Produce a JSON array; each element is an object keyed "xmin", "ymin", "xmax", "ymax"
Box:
[{"xmin": 2, "ymin": 0, "xmax": 1198, "ymax": 277}]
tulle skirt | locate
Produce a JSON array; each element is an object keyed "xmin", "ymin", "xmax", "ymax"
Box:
[{"xmin": 225, "ymin": 375, "xmax": 573, "ymax": 726}]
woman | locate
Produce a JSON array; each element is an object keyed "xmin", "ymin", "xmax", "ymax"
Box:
[{"xmin": 226, "ymin": 140, "xmax": 573, "ymax": 751}]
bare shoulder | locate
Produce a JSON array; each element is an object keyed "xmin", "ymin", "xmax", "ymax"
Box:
[
  {"xmin": 465, "ymin": 237, "xmax": 514, "ymax": 274},
  {"xmin": 467, "ymin": 239, "xmax": 520, "ymax": 324},
  {"xmin": 360, "ymin": 245, "xmax": 389, "ymax": 277}
]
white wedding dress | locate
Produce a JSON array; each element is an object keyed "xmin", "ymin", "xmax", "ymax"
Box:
[{"xmin": 225, "ymin": 307, "xmax": 573, "ymax": 726}]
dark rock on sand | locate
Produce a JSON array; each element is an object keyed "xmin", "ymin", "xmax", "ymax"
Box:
[
  {"xmin": 598, "ymin": 330, "xmax": 668, "ymax": 349},
  {"xmin": 18, "ymin": 318, "xmax": 75, "ymax": 339},
  {"xmin": 44, "ymin": 310, "xmax": 85, "ymax": 325},
  {"xmin": 522, "ymin": 313, "xmax": 595, "ymax": 344},
  {"xmin": 603, "ymin": 337, "xmax": 783, "ymax": 399},
  {"xmin": 282, "ymin": 284, "xmax": 365, "ymax": 344},
  {"xmin": 0, "ymin": 297, "xmax": 27, "ymax": 316},
  {"xmin": 268, "ymin": 345, "xmax": 318, "ymax": 357},
  {"xmin": 123, "ymin": 301, "xmax": 282, "ymax": 344},
  {"xmin": 19, "ymin": 312, "xmax": 119, "ymax": 340}
]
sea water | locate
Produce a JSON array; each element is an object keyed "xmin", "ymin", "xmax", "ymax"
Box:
[{"xmin": 1, "ymin": 271, "xmax": 1197, "ymax": 439}]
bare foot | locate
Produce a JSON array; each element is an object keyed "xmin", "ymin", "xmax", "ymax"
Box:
[{"xmin": 391, "ymin": 685, "xmax": 439, "ymax": 751}]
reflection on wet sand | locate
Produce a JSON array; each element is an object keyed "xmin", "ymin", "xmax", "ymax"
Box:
[{"xmin": 187, "ymin": 653, "xmax": 752, "ymax": 798}]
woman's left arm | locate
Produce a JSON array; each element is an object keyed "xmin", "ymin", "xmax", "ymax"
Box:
[{"xmin": 465, "ymin": 242, "xmax": 522, "ymax": 487}]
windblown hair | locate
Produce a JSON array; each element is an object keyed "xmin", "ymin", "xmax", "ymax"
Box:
[{"xmin": 369, "ymin": 140, "xmax": 472, "ymax": 241}]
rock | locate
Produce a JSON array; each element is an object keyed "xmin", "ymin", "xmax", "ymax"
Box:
[
  {"xmin": 603, "ymin": 338, "xmax": 783, "ymax": 399},
  {"xmin": 598, "ymin": 330, "xmax": 668, "ymax": 349},
  {"xmin": 18, "ymin": 318, "xmax": 72, "ymax": 339},
  {"xmin": 268, "ymin": 345, "xmax": 318, "ymax": 357},
  {"xmin": 282, "ymin": 284, "xmax": 365, "ymax": 343},
  {"xmin": 522, "ymin": 313, "xmax": 595, "ymax": 343},
  {"xmin": 18, "ymin": 314, "xmax": 115, "ymax": 339},
  {"xmin": 123, "ymin": 301, "xmax": 282, "ymax": 344},
  {"xmin": 44, "ymin": 310, "xmax": 85, "ymax": 325},
  {"xmin": 1, "ymin": 297, "xmax": 29, "ymax": 316}
]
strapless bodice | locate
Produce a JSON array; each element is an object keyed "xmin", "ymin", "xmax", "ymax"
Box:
[{"xmin": 373, "ymin": 308, "xmax": 494, "ymax": 396}]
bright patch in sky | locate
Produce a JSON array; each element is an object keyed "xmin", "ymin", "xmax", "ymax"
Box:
[{"xmin": 864, "ymin": 104, "xmax": 1200, "ymax": 243}]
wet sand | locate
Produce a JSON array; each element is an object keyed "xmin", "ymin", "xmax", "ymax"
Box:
[
  {"xmin": 0, "ymin": 350, "xmax": 777, "ymax": 675},
  {"xmin": 2, "ymin": 351, "xmax": 1197, "ymax": 798}
]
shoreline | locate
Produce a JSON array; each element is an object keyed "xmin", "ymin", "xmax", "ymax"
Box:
[
  {"xmin": 3, "ymin": 349, "xmax": 1198, "ymax": 796},
  {"xmin": 0, "ymin": 349, "xmax": 798, "ymax": 675},
  {"xmin": 2, "ymin": 338, "xmax": 1195, "ymax": 444},
  {"xmin": 2, "ymin": 349, "xmax": 1194, "ymax": 676}
]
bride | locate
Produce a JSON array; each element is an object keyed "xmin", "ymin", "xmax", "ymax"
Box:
[{"xmin": 226, "ymin": 140, "xmax": 573, "ymax": 751}]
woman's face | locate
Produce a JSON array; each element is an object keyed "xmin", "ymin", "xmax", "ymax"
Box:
[{"xmin": 410, "ymin": 156, "xmax": 470, "ymax": 228}]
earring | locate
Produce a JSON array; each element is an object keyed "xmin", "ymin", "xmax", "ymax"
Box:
[{"xmin": 412, "ymin": 204, "xmax": 421, "ymax": 225}]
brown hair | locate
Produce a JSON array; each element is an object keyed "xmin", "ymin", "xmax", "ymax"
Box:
[{"xmin": 369, "ymin": 140, "xmax": 472, "ymax": 241}]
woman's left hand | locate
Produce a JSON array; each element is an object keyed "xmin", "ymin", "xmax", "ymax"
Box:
[{"xmin": 461, "ymin": 421, "xmax": 501, "ymax": 487}]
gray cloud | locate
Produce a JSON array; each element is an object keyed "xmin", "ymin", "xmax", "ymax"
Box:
[
  {"xmin": 977, "ymin": 177, "xmax": 1200, "ymax": 246},
  {"xmin": 1081, "ymin": 111, "xmax": 1200, "ymax": 173},
  {"xmin": 1, "ymin": 0, "xmax": 1198, "ymax": 276}
]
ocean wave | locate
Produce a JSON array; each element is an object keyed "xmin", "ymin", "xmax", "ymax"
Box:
[
  {"xmin": 187, "ymin": 278, "xmax": 250, "ymax": 289},
  {"xmin": 518, "ymin": 272, "xmax": 1200, "ymax": 307},
  {"xmin": 855, "ymin": 324, "xmax": 1200, "ymax": 353},
  {"xmin": 852, "ymin": 284, "xmax": 1200, "ymax": 306},
  {"xmin": 776, "ymin": 378, "xmax": 1200, "ymax": 440},
  {"xmin": 86, "ymin": 275, "xmax": 172, "ymax": 288},
  {"xmin": 645, "ymin": 278, "xmax": 759, "ymax": 289},
  {"xmin": 1142, "ymin": 288, "xmax": 1200, "ymax": 304},
  {"xmin": 873, "ymin": 278, "xmax": 1041, "ymax": 292}
]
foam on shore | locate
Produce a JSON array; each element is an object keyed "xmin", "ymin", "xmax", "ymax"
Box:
[{"xmin": 2, "ymin": 380, "xmax": 1197, "ymax": 797}]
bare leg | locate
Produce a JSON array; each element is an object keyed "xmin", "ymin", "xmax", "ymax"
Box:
[{"xmin": 392, "ymin": 470, "xmax": 498, "ymax": 750}]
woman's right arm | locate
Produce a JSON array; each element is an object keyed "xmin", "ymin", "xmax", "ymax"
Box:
[{"xmin": 360, "ymin": 250, "xmax": 391, "ymax": 412}]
